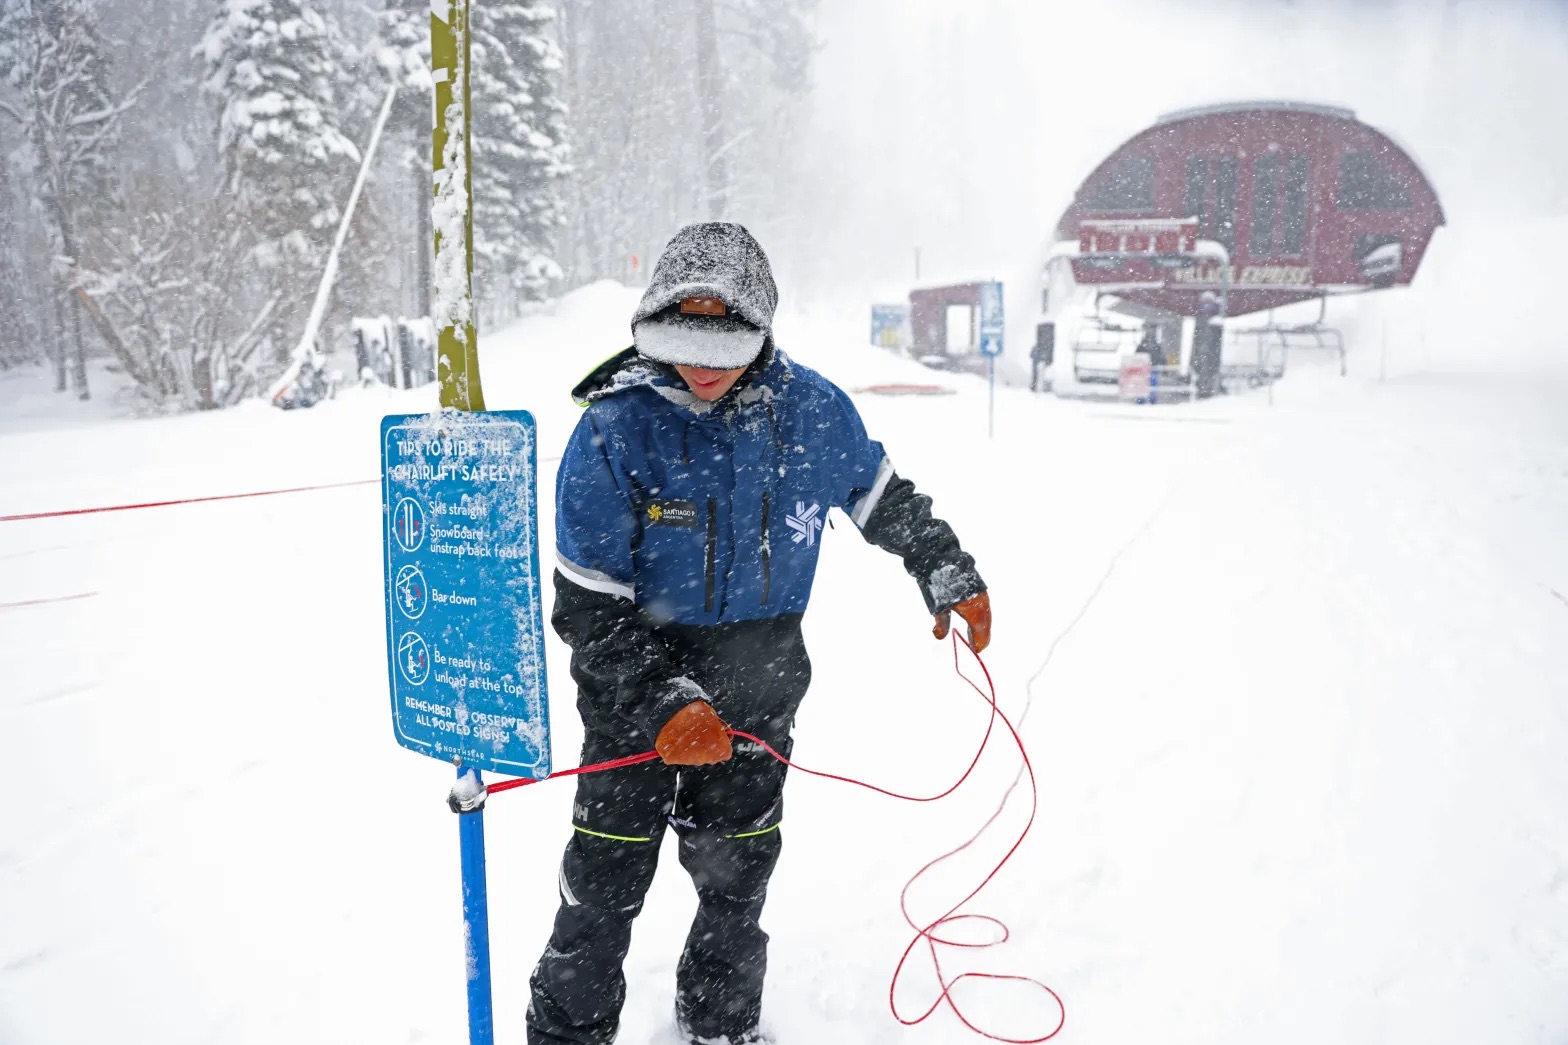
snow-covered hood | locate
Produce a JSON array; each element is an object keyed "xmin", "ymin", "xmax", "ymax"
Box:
[{"xmin": 630, "ymin": 223, "xmax": 779, "ymax": 369}]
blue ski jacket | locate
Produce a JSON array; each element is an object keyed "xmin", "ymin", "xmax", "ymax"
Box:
[
  {"xmin": 557, "ymin": 347, "xmax": 895, "ymax": 625},
  {"xmin": 553, "ymin": 344, "xmax": 984, "ymax": 744}
]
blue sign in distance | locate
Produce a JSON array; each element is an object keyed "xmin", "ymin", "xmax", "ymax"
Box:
[
  {"xmin": 381, "ymin": 410, "xmax": 551, "ymax": 779},
  {"xmin": 978, "ymin": 281, "xmax": 1005, "ymax": 357},
  {"xmin": 870, "ymin": 303, "xmax": 910, "ymax": 348}
]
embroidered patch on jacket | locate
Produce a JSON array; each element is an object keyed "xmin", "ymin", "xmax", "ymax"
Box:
[
  {"xmin": 645, "ymin": 499, "xmax": 699, "ymax": 527},
  {"xmin": 786, "ymin": 501, "xmax": 823, "ymax": 547}
]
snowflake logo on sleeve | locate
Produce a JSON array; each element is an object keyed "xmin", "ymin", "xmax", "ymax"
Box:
[{"xmin": 786, "ymin": 502, "xmax": 822, "ymax": 548}]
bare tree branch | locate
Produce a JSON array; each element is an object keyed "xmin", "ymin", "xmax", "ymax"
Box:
[
  {"xmin": 63, "ymin": 117, "xmax": 121, "ymax": 167},
  {"xmin": 66, "ymin": 74, "xmax": 151, "ymax": 129}
]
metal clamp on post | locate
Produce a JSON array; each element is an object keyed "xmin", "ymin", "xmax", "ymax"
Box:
[{"xmin": 448, "ymin": 767, "xmax": 488, "ymax": 814}]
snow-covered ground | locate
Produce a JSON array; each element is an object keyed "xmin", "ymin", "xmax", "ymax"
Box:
[{"xmin": 3, "ymin": 281, "xmax": 1567, "ymax": 1044}]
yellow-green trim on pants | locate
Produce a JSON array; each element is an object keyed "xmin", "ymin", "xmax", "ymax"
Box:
[
  {"xmin": 726, "ymin": 821, "xmax": 781, "ymax": 840},
  {"xmin": 573, "ymin": 824, "xmax": 653, "ymax": 843},
  {"xmin": 572, "ymin": 821, "xmax": 781, "ymax": 843}
]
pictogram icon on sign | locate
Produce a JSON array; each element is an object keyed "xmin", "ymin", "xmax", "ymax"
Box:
[
  {"xmin": 398, "ymin": 631, "xmax": 430, "ymax": 685},
  {"xmin": 395, "ymin": 565, "xmax": 428, "ymax": 619},
  {"xmin": 394, "ymin": 497, "xmax": 426, "ymax": 552}
]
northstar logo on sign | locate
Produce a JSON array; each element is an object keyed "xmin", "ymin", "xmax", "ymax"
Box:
[{"xmin": 786, "ymin": 502, "xmax": 823, "ymax": 547}]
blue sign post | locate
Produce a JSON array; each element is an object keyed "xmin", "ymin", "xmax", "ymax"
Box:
[
  {"xmin": 381, "ymin": 409, "xmax": 551, "ymax": 1045},
  {"xmin": 978, "ymin": 281, "xmax": 1005, "ymax": 438}
]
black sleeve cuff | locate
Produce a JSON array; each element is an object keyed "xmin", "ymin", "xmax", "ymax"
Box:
[
  {"xmin": 634, "ymin": 676, "xmax": 710, "ymax": 747},
  {"xmin": 920, "ymin": 562, "xmax": 987, "ymax": 616}
]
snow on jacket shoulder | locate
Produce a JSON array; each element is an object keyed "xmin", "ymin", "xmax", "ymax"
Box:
[{"xmin": 555, "ymin": 346, "xmax": 984, "ymax": 629}]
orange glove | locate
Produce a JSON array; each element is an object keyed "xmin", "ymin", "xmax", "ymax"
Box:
[
  {"xmin": 655, "ymin": 700, "xmax": 734, "ymax": 766},
  {"xmin": 933, "ymin": 592, "xmax": 991, "ymax": 654}
]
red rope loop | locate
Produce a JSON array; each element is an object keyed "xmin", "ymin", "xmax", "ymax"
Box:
[
  {"xmin": 484, "ymin": 634, "xmax": 1065, "ymax": 1042},
  {"xmin": 730, "ymin": 635, "xmax": 1064, "ymax": 1042}
]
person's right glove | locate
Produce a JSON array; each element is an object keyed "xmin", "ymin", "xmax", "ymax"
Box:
[
  {"xmin": 933, "ymin": 591, "xmax": 991, "ymax": 654},
  {"xmin": 655, "ymin": 700, "xmax": 734, "ymax": 766}
]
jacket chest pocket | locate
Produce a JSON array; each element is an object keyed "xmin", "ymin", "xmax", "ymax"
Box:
[
  {"xmin": 636, "ymin": 496, "xmax": 720, "ymax": 619},
  {"xmin": 760, "ymin": 491, "xmax": 771, "ymax": 605}
]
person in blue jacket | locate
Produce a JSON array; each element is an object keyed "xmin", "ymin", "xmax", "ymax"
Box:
[{"xmin": 528, "ymin": 223, "xmax": 990, "ymax": 1045}]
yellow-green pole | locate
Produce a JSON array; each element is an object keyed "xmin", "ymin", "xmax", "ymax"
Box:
[{"xmin": 432, "ymin": 0, "xmax": 485, "ymax": 412}]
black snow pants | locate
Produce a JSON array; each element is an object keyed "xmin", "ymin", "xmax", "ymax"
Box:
[{"xmin": 526, "ymin": 726, "xmax": 791, "ymax": 1045}]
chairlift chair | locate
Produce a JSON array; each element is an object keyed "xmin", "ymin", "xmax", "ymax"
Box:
[
  {"xmin": 1230, "ymin": 296, "xmax": 1346, "ymax": 388},
  {"xmin": 1071, "ymin": 294, "xmax": 1143, "ymax": 384}
]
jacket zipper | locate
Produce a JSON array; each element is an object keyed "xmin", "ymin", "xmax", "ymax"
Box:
[
  {"xmin": 704, "ymin": 498, "xmax": 717, "ymax": 614},
  {"xmin": 760, "ymin": 492, "xmax": 771, "ymax": 605}
]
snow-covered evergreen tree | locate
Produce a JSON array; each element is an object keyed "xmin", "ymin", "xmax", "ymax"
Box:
[
  {"xmin": 199, "ymin": 0, "xmax": 360, "ymax": 362},
  {"xmin": 376, "ymin": 0, "xmax": 430, "ymax": 104},
  {"xmin": 200, "ymin": 0, "xmax": 359, "ymax": 244},
  {"xmin": 471, "ymin": 1, "xmax": 570, "ymax": 314}
]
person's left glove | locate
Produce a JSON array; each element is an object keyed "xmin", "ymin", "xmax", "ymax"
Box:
[
  {"xmin": 655, "ymin": 700, "xmax": 734, "ymax": 766},
  {"xmin": 933, "ymin": 591, "xmax": 991, "ymax": 653}
]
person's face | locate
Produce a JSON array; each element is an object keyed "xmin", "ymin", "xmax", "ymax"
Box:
[{"xmin": 675, "ymin": 365, "xmax": 749, "ymax": 401}]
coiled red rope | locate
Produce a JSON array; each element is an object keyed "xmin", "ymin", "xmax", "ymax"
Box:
[{"xmin": 485, "ymin": 634, "xmax": 1065, "ymax": 1042}]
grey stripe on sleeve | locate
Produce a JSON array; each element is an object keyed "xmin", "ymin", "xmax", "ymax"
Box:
[
  {"xmin": 850, "ymin": 456, "xmax": 896, "ymax": 529},
  {"xmin": 555, "ymin": 551, "xmax": 634, "ymax": 600}
]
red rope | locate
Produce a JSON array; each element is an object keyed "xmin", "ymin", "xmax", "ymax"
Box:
[
  {"xmin": 0, "ymin": 478, "xmax": 377, "ymax": 523},
  {"xmin": 732, "ymin": 636, "xmax": 1063, "ymax": 1042},
  {"xmin": 486, "ymin": 749, "xmax": 662, "ymax": 794},
  {"xmin": 0, "ymin": 457, "xmax": 569, "ymax": 526},
  {"xmin": 485, "ymin": 635, "xmax": 1064, "ymax": 1042}
]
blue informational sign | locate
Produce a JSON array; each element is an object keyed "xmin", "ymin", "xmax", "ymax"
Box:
[
  {"xmin": 870, "ymin": 303, "xmax": 910, "ymax": 348},
  {"xmin": 381, "ymin": 410, "xmax": 551, "ymax": 778},
  {"xmin": 978, "ymin": 280, "xmax": 1005, "ymax": 357}
]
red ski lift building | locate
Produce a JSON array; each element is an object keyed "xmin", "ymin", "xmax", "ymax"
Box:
[{"xmin": 1039, "ymin": 101, "xmax": 1445, "ymax": 392}]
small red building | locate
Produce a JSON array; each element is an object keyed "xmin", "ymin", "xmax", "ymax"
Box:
[{"xmin": 906, "ymin": 282, "xmax": 989, "ymax": 373}]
